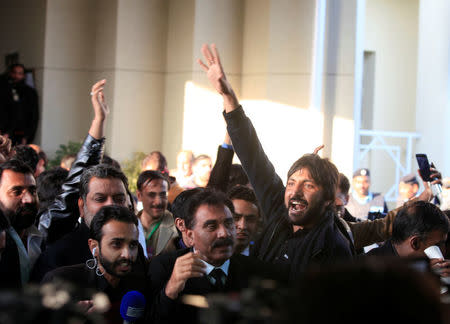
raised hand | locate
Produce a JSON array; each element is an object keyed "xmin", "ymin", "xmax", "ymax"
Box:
[
  {"xmin": 165, "ymin": 252, "xmax": 206, "ymax": 299},
  {"xmin": 90, "ymin": 79, "xmax": 109, "ymax": 121},
  {"xmin": 88, "ymin": 79, "xmax": 109, "ymax": 139},
  {"xmin": 417, "ymin": 165, "xmax": 442, "ymax": 202},
  {"xmin": 197, "ymin": 44, "xmax": 240, "ymax": 112}
]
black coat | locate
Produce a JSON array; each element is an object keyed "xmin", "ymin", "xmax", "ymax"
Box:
[
  {"xmin": 42, "ymin": 263, "xmax": 148, "ymax": 324},
  {"xmin": 224, "ymin": 106, "xmax": 353, "ymax": 281},
  {"xmin": 147, "ymin": 248, "xmax": 284, "ymax": 324},
  {"xmin": 0, "ymin": 78, "xmax": 39, "ymax": 144},
  {"xmin": 30, "ymin": 222, "xmax": 91, "ymax": 282}
]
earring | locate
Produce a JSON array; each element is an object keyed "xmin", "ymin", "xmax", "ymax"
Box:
[
  {"xmin": 96, "ymin": 266, "xmax": 104, "ymax": 277},
  {"xmin": 86, "ymin": 247, "xmax": 97, "ymax": 270}
]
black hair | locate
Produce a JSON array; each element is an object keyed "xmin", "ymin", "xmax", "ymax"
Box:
[
  {"xmin": 185, "ymin": 189, "xmax": 234, "ymax": 229},
  {"xmin": 337, "ymin": 173, "xmax": 350, "ymax": 195},
  {"xmin": 80, "ymin": 164, "xmax": 128, "ymax": 200},
  {"xmin": 136, "ymin": 170, "xmax": 170, "ymax": 191},
  {"xmin": 89, "ymin": 205, "xmax": 138, "ymax": 242},
  {"xmin": 102, "ymin": 154, "xmax": 121, "ymax": 170},
  {"xmin": 141, "ymin": 151, "xmax": 168, "ymax": 172},
  {"xmin": 287, "ymin": 154, "xmax": 339, "ymax": 203},
  {"xmin": 12, "ymin": 145, "xmax": 39, "ymax": 173},
  {"xmin": 171, "ymin": 188, "xmax": 204, "ymax": 221},
  {"xmin": 0, "ymin": 159, "xmax": 33, "ymax": 182},
  {"xmin": 392, "ymin": 201, "xmax": 449, "ymax": 244},
  {"xmin": 36, "ymin": 167, "xmax": 69, "ymax": 211},
  {"xmin": 227, "ymin": 184, "xmax": 258, "ymax": 206},
  {"xmin": 0, "ymin": 209, "xmax": 10, "ymax": 231},
  {"xmin": 227, "ymin": 164, "xmax": 249, "ymax": 191}
]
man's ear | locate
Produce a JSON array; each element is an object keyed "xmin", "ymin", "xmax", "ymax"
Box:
[
  {"xmin": 175, "ymin": 218, "xmax": 186, "ymax": 232},
  {"xmin": 410, "ymin": 236, "xmax": 421, "ymax": 251},
  {"xmin": 78, "ymin": 197, "xmax": 85, "ymax": 219},
  {"xmin": 136, "ymin": 190, "xmax": 142, "ymax": 202},
  {"xmin": 186, "ymin": 228, "xmax": 194, "ymax": 246},
  {"xmin": 88, "ymin": 239, "xmax": 99, "ymax": 256}
]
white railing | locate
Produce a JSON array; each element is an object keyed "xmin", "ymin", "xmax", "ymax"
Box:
[{"xmin": 357, "ymin": 129, "xmax": 421, "ymax": 202}]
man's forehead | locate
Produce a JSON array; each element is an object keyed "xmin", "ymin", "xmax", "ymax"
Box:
[
  {"xmin": 288, "ymin": 167, "xmax": 314, "ymax": 181},
  {"xmin": 101, "ymin": 220, "xmax": 138, "ymax": 239},
  {"xmin": 1, "ymin": 170, "xmax": 35, "ymax": 187},
  {"xmin": 89, "ymin": 177, "xmax": 126, "ymax": 191},
  {"xmin": 195, "ymin": 204, "xmax": 232, "ymax": 221},
  {"xmin": 142, "ymin": 178, "xmax": 168, "ymax": 190}
]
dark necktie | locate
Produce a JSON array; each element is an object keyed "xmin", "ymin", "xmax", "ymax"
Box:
[{"xmin": 209, "ymin": 268, "xmax": 226, "ymax": 291}]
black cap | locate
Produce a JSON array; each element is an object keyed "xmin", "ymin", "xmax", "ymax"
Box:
[
  {"xmin": 400, "ymin": 173, "xmax": 418, "ymax": 185},
  {"xmin": 353, "ymin": 168, "xmax": 370, "ymax": 178}
]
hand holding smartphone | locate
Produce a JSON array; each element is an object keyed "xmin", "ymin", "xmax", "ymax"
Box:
[{"xmin": 416, "ymin": 153, "xmax": 433, "ymax": 181}]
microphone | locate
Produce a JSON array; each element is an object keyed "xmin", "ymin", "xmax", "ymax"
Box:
[{"xmin": 119, "ymin": 291, "xmax": 146, "ymax": 324}]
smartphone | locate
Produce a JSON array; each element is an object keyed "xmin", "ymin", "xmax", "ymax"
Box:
[{"xmin": 416, "ymin": 153, "xmax": 432, "ymax": 181}]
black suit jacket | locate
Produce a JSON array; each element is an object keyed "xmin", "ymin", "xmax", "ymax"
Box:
[{"xmin": 148, "ymin": 248, "xmax": 285, "ymax": 324}]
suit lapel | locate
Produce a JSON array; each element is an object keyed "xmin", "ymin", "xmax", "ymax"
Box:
[{"xmin": 155, "ymin": 211, "xmax": 177, "ymax": 255}]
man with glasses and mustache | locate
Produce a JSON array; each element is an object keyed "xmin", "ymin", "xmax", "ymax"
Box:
[
  {"xmin": 0, "ymin": 159, "xmax": 41, "ymax": 288},
  {"xmin": 148, "ymin": 189, "xmax": 281, "ymax": 323},
  {"xmin": 197, "ymin": 44, "xmax": 352, "ymax": 281}
]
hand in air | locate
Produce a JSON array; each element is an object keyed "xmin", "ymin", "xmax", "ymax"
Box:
[
  {"xmin": 90, "ymin": 79, "xmax": 109, "ymax": 120},
  {"xmin": 197, "ymin": 44, "xmax": 234, "ymax": 96}
]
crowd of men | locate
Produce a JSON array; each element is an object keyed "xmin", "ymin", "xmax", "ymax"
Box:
[{"xmin": 0, "ymin": 45, "xmax": 449, "ymax": 324}]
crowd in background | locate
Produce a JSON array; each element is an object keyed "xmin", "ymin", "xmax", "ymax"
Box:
[{"xmin": 0, "ymin": 45, "xmax": 449, "ymax": 324}]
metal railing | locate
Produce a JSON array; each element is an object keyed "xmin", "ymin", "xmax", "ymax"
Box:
[{"xmin": 357, "ymin": 129, "xmax": 421, "ymax": 202}]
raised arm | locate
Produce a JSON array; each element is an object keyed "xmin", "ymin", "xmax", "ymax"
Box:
[
  {"xmin": 38, "ymin": 80, "xmax": 109, "ymax": 242},
  {"xmin": 207, "ymin": 130, "xmax": 235, "ymax": 192},
  {"xmin": 198, "ymin": 44, "xmax": 286, "ymax": 220}
]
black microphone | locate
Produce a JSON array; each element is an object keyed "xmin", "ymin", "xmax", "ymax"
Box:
[{"xmin": 119, "ymin": 291, "xmax": 146, "ymax": 324}]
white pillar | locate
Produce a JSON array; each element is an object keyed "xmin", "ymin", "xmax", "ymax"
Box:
[{"xmin": 415, "ymin": 0, "xmax": 450, "ymax": 176}]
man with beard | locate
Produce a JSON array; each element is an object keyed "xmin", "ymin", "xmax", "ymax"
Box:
[
  {"xmin": 0, "ymin": 159, "xmax": 41, "ymax": 287},
  {"xmin": 148, "ymin": 189, "xmax": 281, "ymax": 323},
  {"xmin": 42, "ymin": 205, "xmax": 147, "ymax": 323},
  {"xmin": 31, "ymin": 80, "xmax": 133, "ymax": 282},
  {"xmin": 197, "ymin": 44, "xmax": 352, "ymax": 281},
  {"xmin": 136, "ymin": 170, "xmax": 178, "ymax": 257}
]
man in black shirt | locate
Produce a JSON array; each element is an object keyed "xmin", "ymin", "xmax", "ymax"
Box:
[{"xmin": 197, "ymin": 44, "xmax": 352, "ymax": 281}]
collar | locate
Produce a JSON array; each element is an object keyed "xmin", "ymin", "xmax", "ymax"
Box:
[
  {"xmin": 193, "ymin": 248, "xmax": 230, "ymax": 276},
  {"xmin": 351, "ymin": 191, "xmax": 373, "ymax": 204},
  {"xmin": 241, "ymin": 245, "xmax": 250, "ymax": 256},
  {"xmin": 25, "ymin": 225, "xmax": 43, "ymax": 238},
  {"xmin": 202, "ymin": 259, "xmax": 230, "ymax": 276}
]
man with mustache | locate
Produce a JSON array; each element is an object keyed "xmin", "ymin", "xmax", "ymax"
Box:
[
  {"xmin": 148, "ymin": 189, "xmax": 281, "ymax": 323},
  {"xmin": 137, "ymin": 170, "xmax": 178, "ymax": 257},
  {"xmin": 0, "ymin": 159, "xmax": 42, "ymax": 287},
  {"xmin": 42, "ymin": 205, "xmax": 147, "ymax": 323},
  {"xmin": 198, "ymin": 44, "xmax": 352, "ymax": 281}
]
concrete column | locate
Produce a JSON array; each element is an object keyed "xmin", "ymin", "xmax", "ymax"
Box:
[
  {"xmin": 163, "ymin": 0, "xmax": 244, "ymax": 167},
  {"xmin": 40, "ymin": 0, "xmax": 97, "ymax": 154},
  {"xmin": 415, "ymin": 0, "xmax": 450, "ymax": 176},
  {"xmin": 161, "ymin": 0, "xmax": 196, "ymax": 168},
  {"xmin": 108, "ymin": 0, "xmax": 168, "ymax": 161},
  {"xmin": 322, "ymin": 0, "xmax": 360, "ymax": 178}
]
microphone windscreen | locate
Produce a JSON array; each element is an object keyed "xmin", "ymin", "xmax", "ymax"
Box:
[{"xmin": 119, "ymin": 291, "xmax": 146, "ymax": 322}]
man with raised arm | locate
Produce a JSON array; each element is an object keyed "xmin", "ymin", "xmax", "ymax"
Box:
[
  {"xmin": 32, "ymin": 81, "xmax": 134, "ymax": 282},
  {"xmin": 197, "ymin": 44, "xmax": 352, "ymax": 280}
]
